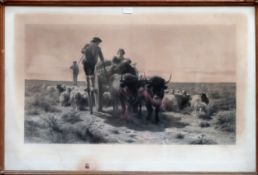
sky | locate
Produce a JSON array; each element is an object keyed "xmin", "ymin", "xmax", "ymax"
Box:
[{"xmin": 18, "ymin": 12, "xmax": 244, "ymax": 82}]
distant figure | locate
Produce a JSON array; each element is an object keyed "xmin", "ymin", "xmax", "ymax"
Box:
[
  {"xmin": 70, "ymin": 61, "xmax": 79, "ymax": 85},
  {"xmin": 81, "ymin": 36, "xmax": 105, "ymax": 91}
]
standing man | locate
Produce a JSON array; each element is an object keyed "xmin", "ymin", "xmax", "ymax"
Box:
[
  {"xmin": 81, "ymin": 37, "xmax": 105, "ymax": 113},
  {"xmin": 81, "ymin": 37, "xmax": 105, "ymax": 90},
  {"xmin": 70, "ymin": 61, "xmax": 79, "ymax": 85}
]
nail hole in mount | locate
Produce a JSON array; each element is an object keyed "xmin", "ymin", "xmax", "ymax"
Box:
[{"xmin": 85, "ymin": 163, "xmax": 90, "ymax": 169}]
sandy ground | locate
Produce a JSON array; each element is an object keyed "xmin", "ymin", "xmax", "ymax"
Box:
[
  {"xmin": 25, "ymin": 105, "xmax": 235, "ymax": 144},
  {"xmin": 24, "ymin": 80, "xmax": 236, "ymax": 144}
]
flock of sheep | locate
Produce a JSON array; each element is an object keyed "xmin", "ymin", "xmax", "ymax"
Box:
[
  {"xmin": 46, "ymin": 82, "xmax": 211, "ymax": 119},
  {"xmin": 162, "ymin": 89, "xmax": 210, "ymax": 118}
]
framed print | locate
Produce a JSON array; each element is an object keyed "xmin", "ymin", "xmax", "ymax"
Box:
[{"xmin": 1, "ymin": 1, "xmax": 257, "ymax": 175}]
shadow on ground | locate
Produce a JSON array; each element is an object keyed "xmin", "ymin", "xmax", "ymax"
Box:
[{"xmin": 93, "ymin": 107, "xmax": 189, "ymax": 132}]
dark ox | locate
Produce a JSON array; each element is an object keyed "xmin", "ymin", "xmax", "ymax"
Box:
[
  {"xmin": 119, "ymin": 73, "xmax": 140, "ymax": 118},
  {"xmin": 138, "ymin": 75, "xmax": 171, "ymax": 123},
  {"xmin": 96, "ymin": 60, "xmax": 138, "ymax": 112}
]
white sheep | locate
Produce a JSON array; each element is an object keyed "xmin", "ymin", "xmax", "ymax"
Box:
[
  {"xmin": 70, "ymin": 88, "xmax": 88, "ymax": 111},
  {"xmin": 161, "ymin": 94, "xmax": 179, "ymax": 112},
  {"xmin": 56, "ymin": 84, "xmax": 66, "ymax": 94},
  {"xmin": 46, "ymin": 86, "xmax": 57, "ymax": 93},
  {"xmin": 59, "ymin": 87, "xmax": 72, "ymax": 106},
  {"xmin": 102, "ymin": 91, "xmax": 112, "ymax": 107},
  {"xmin": 190, "ymin": 95, "xmax": 208, "ymax": 112},
  {"xmin": 190, "ymin": 94, "xmax": 211, "ymax": 119}
]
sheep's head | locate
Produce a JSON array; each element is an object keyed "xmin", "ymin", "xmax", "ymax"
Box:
[{"xmin": 67, "ymin": 87, "xmax": 72, "ymax": 93}]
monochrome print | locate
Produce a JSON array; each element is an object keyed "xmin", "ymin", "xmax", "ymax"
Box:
[{"xmin": 22, "ymin": 11, "xmax": 238, "ymax": 144}]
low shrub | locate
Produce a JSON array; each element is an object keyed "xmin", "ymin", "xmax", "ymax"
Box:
[
  {"xmin": 62, "ymin": 112, "xmax": 82, "ymax": 124},
  {"xmin": 199, "ymin": 122, "xmax": 210, "ymax": 128},
  {"xmin": 215, "ymin": 111, "xmax": 235, "ymax": 132},
  {"xmin": 44, "ymin": 115, "xmax": 62, "ymax": 133},
  {"xmin": 25, "ymin": 93, "xmax": 60, "ymax": 115},
  {"xmin": 24, "ymin": 119, "xmax": 40, "ymax": 138},
  {"xmin": 197, "ymin": 111, "xmax": 212, "ymax": 120},
  {"xmin": 190, "ymin": 134, "xmax": 217, "ymax": 144},
  {"xmin": 175, "ymin": 133, "xmax": 185, "ymax": 139},
  {"xmin": 209, "ymin": 91, "xmax": 221, "ymax": 99}
]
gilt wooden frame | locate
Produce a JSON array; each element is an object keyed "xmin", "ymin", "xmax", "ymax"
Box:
[{"xmin": 0, "ymin": 1, "xmax": 257, "ymax": 174}]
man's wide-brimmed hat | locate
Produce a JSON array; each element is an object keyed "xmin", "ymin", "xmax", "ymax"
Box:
[{"xmin": 91, "ymin": 37, "xmax": 102, "ymax": 43}]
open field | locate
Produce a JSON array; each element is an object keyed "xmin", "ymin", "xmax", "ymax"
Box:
[{"xmin": 25, "ymin": 80, "xmax": 236, "ymax": 144}]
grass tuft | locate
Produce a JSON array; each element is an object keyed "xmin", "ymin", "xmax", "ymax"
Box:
[
  {"xmin": 199, "ymin": 122, "xmax": 210, "ymax": 128},
  {"xmin": 215, "ymin": 111, "xmax": 235, "ymax": 132},
  {"xmin": 175, "ymin": 133, "xmax": 185, "ymax": 139},
  {"xmin": 190, "ymin": 134, "xmax": 217, "ymax": 144},
  {"xmin": 62, "ymin": 112, "xmax": 83, "ymax": 124},
  {"xmin": 25, "ymin": 88, "xmax": 60, "ymax": 115}
]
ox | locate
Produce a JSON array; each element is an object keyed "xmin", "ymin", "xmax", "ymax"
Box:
[
  {"xmin": 109, "ymin": 74, "xmax": 123, "ymax": 114},
  {"xmin": 119, "ymin": 73, "xmax": 140, "ymax": 119},
  {"xmin": 138, "ymin": 75, "xmax": 171, "ymax": 123}
]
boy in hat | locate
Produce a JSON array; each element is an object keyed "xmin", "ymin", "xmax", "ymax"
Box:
[{"xmin": 112, "ymin": 48, "xmax": 126, "ymax": 64}]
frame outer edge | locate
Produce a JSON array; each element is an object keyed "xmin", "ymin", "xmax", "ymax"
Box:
[
  {"xmin": 254, "ymin": 3, "xmax": 258, "ymax": 170},
  {"xmin": 0, "ymin": 3, "xmax": 4, "ymax": 174},
  {"xmin": 0, "ymin": 0, "xmax": 257, "ymax": 6},
  {"xmin": 1, "ymin": 171, "xmax": 258, "ymax": 175},
  {"xmin": 0, "ymin": 1, "xmax": 256, "ymax": 175}
]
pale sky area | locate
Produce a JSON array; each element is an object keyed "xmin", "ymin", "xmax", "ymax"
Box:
[{"xmin": 20, "ymin": 12, "xmax": 242, "ymax": 82}]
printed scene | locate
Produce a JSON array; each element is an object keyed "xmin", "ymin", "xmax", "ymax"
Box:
[{"xmin": 24, "ymin": 13, "xmax": 237, "ymax": 144}]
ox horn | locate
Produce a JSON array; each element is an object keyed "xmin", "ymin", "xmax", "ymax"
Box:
[
  {"xmin": 143, "ymin": 72, "xmax": 147, "ymax": 80},
  {"xmin": 166, "ymin": 73, "xmax": 172, "ymax": 84}
]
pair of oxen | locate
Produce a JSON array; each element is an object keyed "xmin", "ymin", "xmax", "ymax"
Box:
[{"xmin": 109, "ymin": 72, "xmax": 171, "ymax": 124}]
